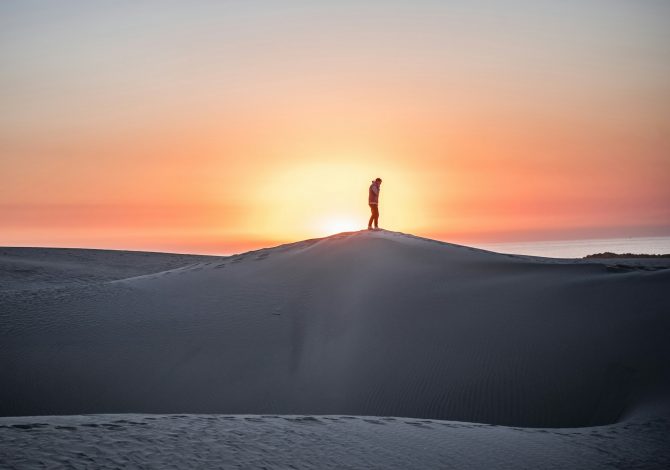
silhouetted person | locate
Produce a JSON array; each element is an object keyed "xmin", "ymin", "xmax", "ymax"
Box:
[{"xmin": 368, "ymin": 178, "xmax": 382, "ymax": 230}]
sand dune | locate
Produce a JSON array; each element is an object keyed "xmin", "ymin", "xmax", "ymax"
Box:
[{"xmin": 2, "ymin": 230, "xmax": 668, "ymax": 430}]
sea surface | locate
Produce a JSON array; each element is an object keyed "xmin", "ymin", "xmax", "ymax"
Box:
[{"xmin": 472, "ymin": 236, "xmax": 670, "ymax": 259}]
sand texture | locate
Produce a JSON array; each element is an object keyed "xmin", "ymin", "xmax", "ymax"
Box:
[{"xmin": 1, "ymin": 413, "xmax": 669, "ymax": 469}]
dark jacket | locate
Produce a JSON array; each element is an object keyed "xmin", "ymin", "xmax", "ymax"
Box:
[{"xmin": 369, "ymin": 181, "xmax": 380, "ymax": 204}]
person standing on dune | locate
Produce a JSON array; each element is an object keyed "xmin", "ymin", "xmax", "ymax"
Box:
[{"xmin": 368, "ymin": 177, "xmax": 382, "ymax": 230}]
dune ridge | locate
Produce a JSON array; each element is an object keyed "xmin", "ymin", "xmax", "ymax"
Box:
[{"xmin": 1, "ymin": 230, "xmax": 669, "ymax": 428}]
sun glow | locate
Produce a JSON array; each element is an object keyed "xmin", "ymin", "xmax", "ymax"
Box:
[
  {"xmin": 317, "ymin": 216, "xmax": 361, "ymax": 236},
  {"xmin": 250, "ymin": 158, "xmax": 425, "ymax": 242}
]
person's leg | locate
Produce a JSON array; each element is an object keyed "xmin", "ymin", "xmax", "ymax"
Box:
[
  {"xmin": 373, "ymin": 205, "xmax": 379, "ymax": 228},
  {"xmin": 368, "ymin": 204, "xmax": 375, "ymax": 229}
]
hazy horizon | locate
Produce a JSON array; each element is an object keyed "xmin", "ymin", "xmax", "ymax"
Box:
[{"xmin": 2, "ymin": 0, "xmax": 669, "ymax": 254}]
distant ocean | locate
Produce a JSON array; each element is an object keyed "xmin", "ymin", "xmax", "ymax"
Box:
[{"xmin": 472, "ymin": 237, "xmax": 670, "ymax": 259}]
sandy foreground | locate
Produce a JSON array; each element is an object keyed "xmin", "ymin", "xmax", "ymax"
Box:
[
  {"xmin": 1, "ymin": 230, "xmax": 669, "ymax": 468},
  {"xmin": 1, "ymin": 413, "xmax": 668, "ymax": 469}
]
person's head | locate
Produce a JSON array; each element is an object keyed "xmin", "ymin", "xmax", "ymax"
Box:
[{"xmin": 375, "ymin": 177, "xmax": 382, "ymax": 185}]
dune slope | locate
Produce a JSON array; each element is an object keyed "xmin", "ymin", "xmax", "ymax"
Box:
[
  {"xmin": 1, "ymin": 230, "xmax": 668, "ymax": 427},
  {"xmin": 0, "ymin": 247, "xmax": 214, "ymax": 292}
]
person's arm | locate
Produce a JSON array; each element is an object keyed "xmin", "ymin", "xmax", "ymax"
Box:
[{"xmin": 371, "ymin": 185, "xmax": 379, "ymax": 195}]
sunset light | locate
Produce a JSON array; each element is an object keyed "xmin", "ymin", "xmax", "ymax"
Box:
[
  {"xmin": 1, "ymin": 1, "xmax": 668, "ymax": 254},
  {"xmin": 316, "ymin": 216, "xmax": 360, "ymax": 237}
]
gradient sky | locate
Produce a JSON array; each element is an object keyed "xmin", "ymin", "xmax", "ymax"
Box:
[{"xmin": 2, "ymin": 0, "xmax": 669, "ymax": 254}]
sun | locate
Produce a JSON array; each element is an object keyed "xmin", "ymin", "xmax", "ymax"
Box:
[{"xmin": 318, "ymin": 216, "xmax": 361, "ymax": 236}]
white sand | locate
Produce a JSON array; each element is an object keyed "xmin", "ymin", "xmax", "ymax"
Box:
[
  {"xmin": 1, "ymin": 413, "xmax": 668, "ymax": 469},
  {"xmin": 1, "ymin": 230, "xmax": 669, "ymax": 468}
]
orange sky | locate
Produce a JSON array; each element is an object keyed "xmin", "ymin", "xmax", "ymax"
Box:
[{"xmin": 1, "ymin": 1, "xmax": 669, "ymax": 254}]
